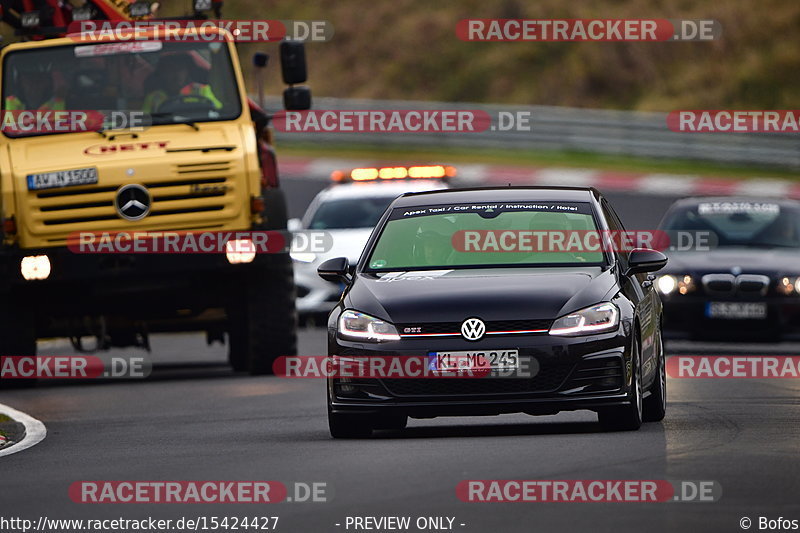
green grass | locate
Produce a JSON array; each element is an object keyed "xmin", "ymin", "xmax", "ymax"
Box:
[
  {"xmin": 277, "ymin": 143, "xmax": 800, "ymax": 180},
  {"xmin": 0, "ymin": 415, "xmax": 10, "ymax": 423}
]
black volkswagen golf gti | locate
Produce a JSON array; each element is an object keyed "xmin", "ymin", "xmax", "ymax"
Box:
[{"xmin": 318, "ymin": 187, "xmax": 668, "ymax": 438}]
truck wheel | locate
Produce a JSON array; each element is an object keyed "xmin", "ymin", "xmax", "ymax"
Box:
[
  {"xmin": 261, "ymin": 188, "xmax": 289, "ymax": 230},
  {"xmin": 0, "ymin": 302, "xmax": 37, "ymax": 388},
  {"xmin": 227, "ymin": 256, "xmax": 298, "ymax": 375}
]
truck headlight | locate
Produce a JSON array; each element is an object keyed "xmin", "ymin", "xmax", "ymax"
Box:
[
  {"xmin": 20, "ymin": 255, "xmax": 51, "ymax": 280},
  {"xmin": 549, "ymin": 302, "xmax": 619, "ymax": 336},
  {"xmin": 225, "ymin": 239, "xmax": 256, "ymax": 264},
  {"xmin": 338, "ymin": 310, "xmax": 400, "ymax": 342}
]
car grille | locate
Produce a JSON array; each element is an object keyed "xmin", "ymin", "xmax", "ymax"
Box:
[
  {"xmin": 380, "ymin": 362, "xmax": 572, "ymax": 396},
  {"xmin": 397, "ymin": 319, "xmax": 552, "ymax": 337},
  {"xmin": 701, "ymin": 273, "xmax": 770, "ymax": 296},
  {"xmin": 28, "ymin": 161, "xmax": 237, "ymax": 237}
]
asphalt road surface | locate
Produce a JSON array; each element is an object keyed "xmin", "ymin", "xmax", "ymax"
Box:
[{"xmin": 1, "ymin": 176, "xmax": 799, "ymax": 533}]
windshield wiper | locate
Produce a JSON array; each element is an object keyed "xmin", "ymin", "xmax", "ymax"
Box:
[{"xmin": 149, "ymin": 112, "xmax": 200, "ymax": 131}]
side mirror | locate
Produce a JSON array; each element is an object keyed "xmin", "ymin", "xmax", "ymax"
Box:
[
  {"xmin": 252, "ymin": 52, "xmax": 269, "ymax": 109},
  {"xmin": 318, "ymin": 257, "xmax": 350, "ymax": 284},
  {"xmin": 625, "ymin": 248, "xmax": 668, "ymax": 276},
  {"xmin": 283, "ymin": 86, "xmax": 312, "ymax": 111},
  {"xmin": 279, "ymin": 40, "xmax": 307, "ymax": 84},
  {"xmin": 287, "ymin": 218, "xmax": 302, "ymax": 232}
]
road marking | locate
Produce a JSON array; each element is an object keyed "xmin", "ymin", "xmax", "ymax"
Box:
[{"xmin": 0, "ymin": 403, "xmax": 46, "ymax": 458}]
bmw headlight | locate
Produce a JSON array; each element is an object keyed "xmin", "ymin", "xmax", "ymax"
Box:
[
  {"xmin": 338, "ymin": 310, "xmax": 401, "ymax": 342},
  {"xmin": 657, "ymin": 274, "xmax": 695, "ymax": 295},
  {"xmin": 778, "ymin": 276, "xmax": 800, "ymax": 295},
  {"xmin": 549, "ymin": 302, "xmax": 619, "ymax": 336}
]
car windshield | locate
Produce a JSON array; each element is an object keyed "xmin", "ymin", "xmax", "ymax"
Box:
[
  {"xmin": 366, "ymin": 202, "xmax": 605, "ymax": 270},
  {"xmin": 2, "ymin": 40, "xmax": 242, "ymax": 137},
  {"xmin": 661, "ymin": 201, "xmax": 800, "ymax": 249},
  {"xmin": 309, "ymin": 196, "xmax": 398, "ymax": 229}
]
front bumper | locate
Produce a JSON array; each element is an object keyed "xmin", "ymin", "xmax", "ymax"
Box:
[
  {"xmin": 660, "ymin": 295, "xmax": 800, "ymax": 341},
  {"xmin": 328, "ymin": 329, "xmax": 633, "ymax": 417},
  {"xmin": 0, "ymin": 246, "xmax": 283, "ymax": 335}
]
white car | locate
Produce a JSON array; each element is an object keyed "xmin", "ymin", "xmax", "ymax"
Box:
[{"xmin": 290, "ymin": 166, "xmax": 452, "ymax": 318}]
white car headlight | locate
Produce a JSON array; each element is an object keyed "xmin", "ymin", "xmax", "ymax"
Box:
[
  {"xmin": 657, "ymin": 275, "xmax": 677, "ymax": 295},
  {"xmin": 338, "ymin": 310, "xmax": 400, "ymax": 342},
  {"xmin": 549, "ymin": 302, "xmax": 619, "ymax": 336},
  {"xmin": 657, "ymin": 274, "xmax": 695, "ymax": 295}
]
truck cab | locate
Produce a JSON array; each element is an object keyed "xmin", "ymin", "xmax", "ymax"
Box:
[{"xmin": 0, "ymin": 26, "xmax": 309, "ymax": 378}]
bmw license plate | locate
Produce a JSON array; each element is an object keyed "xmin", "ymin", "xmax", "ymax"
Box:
[
  {"xmin": 706, "ymin": 302, "xmax": 767, "ymax": 319},
  {"xmin": 27, "ymin": 167, "xmax": 98, "ymax": 191},
  {"xmin": 428, "ymin": 350, "xmax": 519, "ymax": 372}
]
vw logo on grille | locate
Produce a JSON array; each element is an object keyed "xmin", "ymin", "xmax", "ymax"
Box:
[
  {"xmin": 115, "ymin": 184, "xmax": 151, "ymax": 221},
  {"xmin": 461, "ymin": 318, "xmax": 486, "ymax": 341}
]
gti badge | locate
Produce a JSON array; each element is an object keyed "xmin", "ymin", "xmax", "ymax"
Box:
[
  {"xmin": 115, "ymin": 184, "xmax": 151, "ymax": 221},
  {"xmin": 461, "ymin": 318, "xmax": 486, "ymax": 341}
]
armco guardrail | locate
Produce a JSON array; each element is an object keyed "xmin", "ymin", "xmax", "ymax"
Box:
[{"xmin": 264, "ymin": 96, "xmax": 800, "ymax": 169}]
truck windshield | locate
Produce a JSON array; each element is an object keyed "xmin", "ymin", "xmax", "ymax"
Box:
[{"xmin": 2, "ymin": 40, "xmax": 242, "ymax": 137}]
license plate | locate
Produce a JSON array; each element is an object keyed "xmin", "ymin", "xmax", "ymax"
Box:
[
  {"xmin": 428, "ymin": 350, "xmax": 519, "ymax": 372},
  {"xmin": 27, "ymin": 167, "xmax": 98, "ymax": 191},
  {"xmin": 706, "ymin": 302, "xmax": 767, "ymax": 319}
]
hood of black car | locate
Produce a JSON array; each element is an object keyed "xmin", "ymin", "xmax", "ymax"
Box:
[{"xmin": 344, "ymin": 267, "xmax": 617, "ymax": 323}]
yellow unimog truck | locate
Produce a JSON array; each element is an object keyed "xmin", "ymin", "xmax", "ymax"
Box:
[{"xmin": 0, "ymin": 27, "xmax": 310, "ymax": 376}]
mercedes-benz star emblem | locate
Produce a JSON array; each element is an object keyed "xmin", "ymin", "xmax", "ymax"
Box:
[
  {"xmin": 115, "ymin": 184, "xmax": 151, "ymax": 221},
  {"xmin": 461, "ymin": 318, "xmax": 486, "ymax": 341}
]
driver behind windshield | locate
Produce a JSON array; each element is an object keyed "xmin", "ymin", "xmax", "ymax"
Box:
[
  {"xmin": 5, "ymin": 63, "xmax": 65, "ymax": 111},
  {"xmin": 143, "ymin": 54, "xmax": 222, "ymax": 114}
]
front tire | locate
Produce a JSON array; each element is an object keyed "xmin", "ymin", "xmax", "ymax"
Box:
[
  {"xmin": 227, "ymin": 256, "xmax": 298, "ymax": 375},
  {"xmin": 643, "ymin": 326, "xmax": 667, "ymax": 422},
  {"xmin": 598, "ymin": 335, "xmax": 643, "ymax": 431}
]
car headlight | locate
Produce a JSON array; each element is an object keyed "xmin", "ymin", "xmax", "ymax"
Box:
[
  {"xmin": 778, "ymin": 276, "xmax": 800, "ymax": 295},
  {"xmin": 656, "ymin": 275, "xmax": 677, "ymax": 295},
  {"xmin": 338, "ymin": 310, "xmax": 401, "ymax": 342},
  {"xmin": 549, "ymin": 302, "xmax": 619, "ymax": 336},
  {"xmin": 657, "ymin": 274, "xmax": 695, "ymax": 295}
]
